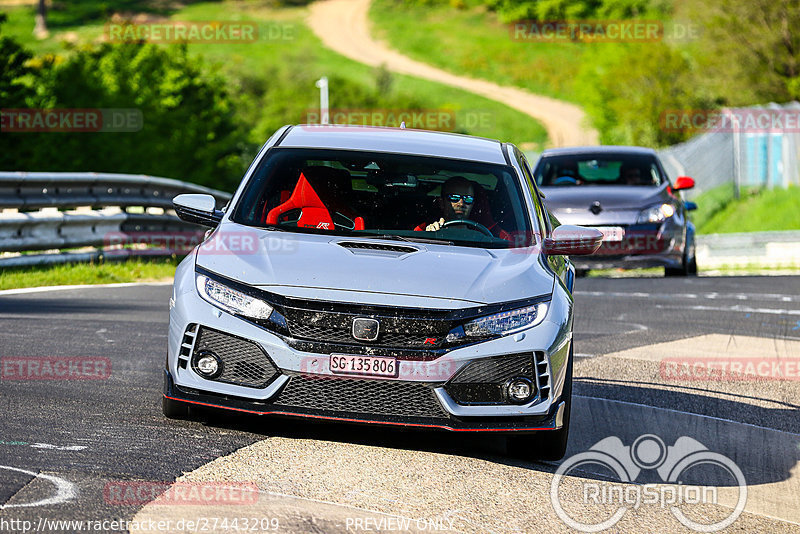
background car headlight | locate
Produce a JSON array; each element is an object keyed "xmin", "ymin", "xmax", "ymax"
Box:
[
  {"xmin": 637, "ymin": 203, "xmax": 675, "ymax": 224},
  {"xmin": 195, "ymin": 274, "xmax": 273, "ymax": 319},
  {"xmin": 463, "ymin": 301, "xmax": 549, "ymax": 337}
]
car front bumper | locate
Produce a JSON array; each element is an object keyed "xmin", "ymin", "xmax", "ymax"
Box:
[
  {"xmin": 571, "ymin": 223, "xmax": 684, "ymax": 270},
  {"xmin": 166, "ymin": 261, "xmax": 574, "ymax": 433}
]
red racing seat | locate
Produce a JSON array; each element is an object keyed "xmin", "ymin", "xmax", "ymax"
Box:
[{"xmin": 265, "ymin": 167, "xmax": 364, "ymax": 231}]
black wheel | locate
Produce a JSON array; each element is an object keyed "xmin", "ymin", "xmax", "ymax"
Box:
[
  {"xmin": 507, "ymin": 345, "xmax": 573, "ymax": 461},
  {"xmin": 665, "ymin": 242, "xmax": 696, "ymax": 277},
  {"xmin": 162, "ymin": 395, "xmax": 191, "ymax": 419}
]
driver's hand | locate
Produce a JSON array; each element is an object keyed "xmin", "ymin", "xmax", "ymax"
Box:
[{"xmin": 426, "ymin": 218, "xmax": 445, "ymax": 231}]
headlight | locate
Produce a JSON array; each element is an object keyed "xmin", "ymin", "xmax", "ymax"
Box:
[
  {"xmin": 195, "ymin": 274, "xmax": 273, "ymax": 319},
  {"xmin": 637, "ymin": 203, "xmax": 675, "ymax": 224},
  {"xmin": 463, "ymin": 301, "xmax": 549, "ymax": 337}
]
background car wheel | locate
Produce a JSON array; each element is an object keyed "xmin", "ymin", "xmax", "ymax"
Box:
[
  {"xmin": 665, "ymin": 244, "xmax": 697, "ymax": 277},
  {"xmin": 507, "ymin": 345, "xmax": 573, "ymax": 461},
  {"xmin": 162, "ymin": 396, "xmax": 191, "ymax": 419}
]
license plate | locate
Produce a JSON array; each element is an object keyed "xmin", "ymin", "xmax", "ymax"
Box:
[
  {"xmin": 329, "ymin": 354, "xmax": 398, "ymax": 378},
  {"xmin": 596, "ymin": 226, "xmax": 624, "ymax": 242}
]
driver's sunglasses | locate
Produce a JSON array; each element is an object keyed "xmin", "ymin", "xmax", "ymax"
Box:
[{"xmin": 446, "ymin": 193, "xmax": 474, "ymax": 204}]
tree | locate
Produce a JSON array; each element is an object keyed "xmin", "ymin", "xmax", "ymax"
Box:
[
  {"xmin": 33, "ymin": 0, "xmax": 48, "ymax": 39},
  {"xmin": 695, "ymin": 0, "xmax": 800, "ymax": 102}
]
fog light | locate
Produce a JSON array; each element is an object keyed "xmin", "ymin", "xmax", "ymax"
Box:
[
  {"xmin": 505, "ymin": 377, "xmax": 534, "ymax": 404},
  {"xmin": 194, "ymin": 351, "xmax": 222, "ymax": 378}
]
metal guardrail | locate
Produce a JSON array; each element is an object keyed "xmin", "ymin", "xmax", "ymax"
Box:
[
  {"xmin": 0, "ymin": 172, "xmax": 230, "ymax": 210},
  {"xmin": 696, "ymin": 231, "xmax": 800, "ymax": 270},
  {"xmin": 0, "ymin": 172, "xmax": 232, "ymax": 267}
]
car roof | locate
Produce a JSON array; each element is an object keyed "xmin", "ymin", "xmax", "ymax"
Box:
[
  {"xmin": 540, "ymin": 145, "xmax": 658, "ymax": 157},
  {"xmin": 276, "ymin": 125, "xmax": 509, "ymax": 165}
]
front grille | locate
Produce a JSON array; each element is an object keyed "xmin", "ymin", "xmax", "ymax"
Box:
[
  {"xmin": 274, "ymin": 375, "xmax": 449, "ymax": 419},
  {"xmin": 289, "ymin": 323, "xmax": 445, "ymax": 348},
  {"xmin": 192, "ymin": 327, "xmax": 280, "ymax": 388},
  {"xmin": 445, "ymin": 353, "xmax": 536, "ymax": 405}
]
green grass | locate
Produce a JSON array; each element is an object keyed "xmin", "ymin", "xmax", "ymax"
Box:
[
  {"xmin": 694, "ymin": 185, "xmax": 800, "ymax": 234},
  {"xmin": 1, "ymin": 0, "xmax": 547, "ymax": 146},
  {"xmin": 369, "ymin": 0, "xmax": 586, "ymax": 103},
  {"xmin": 0, "ymin": 257, "xmax": 178, "ymax": 290},
  {"xmin": 687, "ymin": 184, "xmax": 736, "ymax": 232}
]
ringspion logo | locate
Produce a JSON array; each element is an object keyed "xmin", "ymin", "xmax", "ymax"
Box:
[{"xmin": 551, "ymin": 434, "xmax": 747, "ymax": 532}]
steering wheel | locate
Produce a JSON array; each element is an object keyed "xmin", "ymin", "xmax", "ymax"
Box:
[
  {"xmin": 554, "ymin": 175, "xmax": 578, "ymax": 185},
  {"xmin": 441, "ymin": 219, "xmax": 494, "ymax": 237}
]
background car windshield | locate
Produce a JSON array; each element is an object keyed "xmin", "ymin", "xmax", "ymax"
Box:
[
  {"xmin": 232, "ymin": 148, "xmax": 534, "ymax": 248},
  {"xmin": 535, "ymin": 154, "xmax": 664, "ymax": 187}
]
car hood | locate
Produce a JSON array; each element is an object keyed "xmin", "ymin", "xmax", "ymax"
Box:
[
  {"xmin": 195, "ymin": 223, "xmax": 554, "ymax": 307},
  {"xmin": 541, "ymin": 185, "xmax": 669, "ymax": 225}
]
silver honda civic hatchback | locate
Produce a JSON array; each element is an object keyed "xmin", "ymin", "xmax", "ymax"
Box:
[{"xmin": 164, "ymin": 125, "xmax": 601, "ymax": 460}]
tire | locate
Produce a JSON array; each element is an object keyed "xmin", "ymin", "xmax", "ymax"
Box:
[
  {"xmin": 665, "ymin": 242, "xmax": 697, "ymax": 277},
  {"xmin": 162, "ymin": 395, "xmax": 191, "ymax": 419},
  {"xmin": 507, "ymin": 345, "xmax": 573, "ymax": 461}
]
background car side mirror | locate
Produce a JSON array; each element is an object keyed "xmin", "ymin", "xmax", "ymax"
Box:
[
  {"xmin": 674, "ymin": 176, "xmax": 695, "ymax": 191},
  {"xmin": 544, "ymin": 225, "xmax": 603, "ymax": 256},
  {"xmin": 173, "ymin": 194, "xmax": 224, "ymax": 227}
]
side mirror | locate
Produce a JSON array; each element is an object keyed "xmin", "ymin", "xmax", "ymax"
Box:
[
  {"xmin": 173, "ymin": 194, "xmax": 223, "ymax": 227},
  {"xmin": 684, "ymin": 201, "xmax": 698, "ymax": 211},
  {"xmin": 674, "ymin": 176, "xmax": 695, "ymax": 191},
  {"xmin": 544, "ymin": 225, "xmax": 603, "ymax": 256}
]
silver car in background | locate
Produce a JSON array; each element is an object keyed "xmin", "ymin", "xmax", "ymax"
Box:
[
  {"xmin": 533, "ymin": 146, "xmax": 698, "ymax": 276},
  {"xmin": 164, "ymin": 125, "xmax": 601, "ymax": 460}
]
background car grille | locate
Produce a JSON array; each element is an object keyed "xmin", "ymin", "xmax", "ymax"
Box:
[
  {"xmin": 274, "ymin": 375, "xmax": 449, "ymax": 419},
  {"xmin": 445, "ymin": 353, "xmax": 538, "ymax": 404},
  {"xmin": 192, "ymin": 327, "xmax": 280, "ymax": 388}
]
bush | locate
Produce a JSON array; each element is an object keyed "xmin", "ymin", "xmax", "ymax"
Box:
[
  {"xmin": 575, "ymin": 42, "xmax": 714, "ymax": 146},
  {"xmin": 0, "ymin": 22, "xmax": 248, "ymax": 190}
]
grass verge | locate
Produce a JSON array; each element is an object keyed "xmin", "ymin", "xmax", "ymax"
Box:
[
  {"xmin": 369, "ymin": 0, "xmax": 586, "ymax": 103},
  {"xmin": 0, "ymin": 257, "xmax": 178, "ymax": 290},
  {"xmin": 2, "ymin": 0, "xmax": 547, "ymax": 146},
  {"xmin": 695, "ymin": 185, "xmax": 800, "ymax": 234}
]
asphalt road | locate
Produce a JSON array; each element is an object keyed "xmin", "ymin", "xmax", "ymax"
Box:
[{"xmin": 0, "ymin": 277, "xmax": 798, "ymax": 533}]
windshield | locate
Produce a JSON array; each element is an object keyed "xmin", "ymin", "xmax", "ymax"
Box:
[
  {"xmin": 231, "ymin": 148, "xmax": 534, "ymax": 248},
  {"xmin": 535, "ymin": 154, "xmax": 665, "ymax": 187}
]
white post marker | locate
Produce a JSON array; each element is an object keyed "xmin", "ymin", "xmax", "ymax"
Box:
[{"xmin": 315, "ymin": 77, "xmax": 329, "ymax": 125}]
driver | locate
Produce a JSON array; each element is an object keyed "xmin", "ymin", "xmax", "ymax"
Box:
[
  {"xmin": 416, "ymin": 176, "xmax": 475, "ymax": 232},
  {"xmin": 414, "ymin": 177, "xmax": 511, "ymax": 240}
]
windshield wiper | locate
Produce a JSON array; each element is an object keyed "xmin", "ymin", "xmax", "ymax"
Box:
[{"xmin": 359, "ymin": 232, "xmax": 454, "ymax": 246}]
